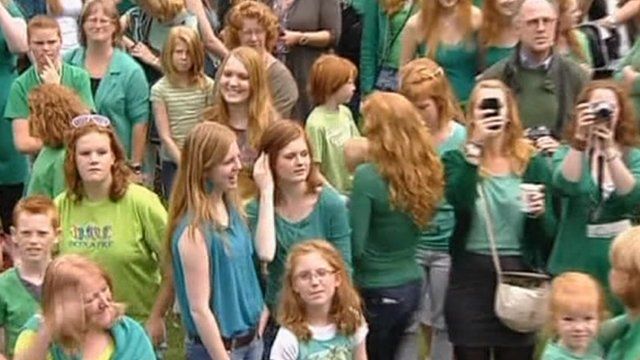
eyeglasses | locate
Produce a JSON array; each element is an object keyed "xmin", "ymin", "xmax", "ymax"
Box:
[
  {"xmin": 71, "ymin": 114, "xmax": 111, "ymax": 128},
  {"xmin": 294, "ymin": 268, "xmax": 336, "ymax": 283}
]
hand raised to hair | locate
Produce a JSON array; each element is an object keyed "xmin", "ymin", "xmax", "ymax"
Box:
[{"xmin": 253, "ymin": 152, "xmax": 274, "ymax": 194}]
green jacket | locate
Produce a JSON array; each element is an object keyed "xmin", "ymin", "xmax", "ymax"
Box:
[
  {"xmin": 443, "ymin": 150, "xmax": 556, "ymax": 269},
  {"xmin": 481, "ymin": 45, "xmax": 589, "ymax": 136}
]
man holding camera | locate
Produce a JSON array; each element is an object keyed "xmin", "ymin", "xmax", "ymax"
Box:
[{"xmin": 481, "ymin": 0, "xmax": 590, "ymax": 155}]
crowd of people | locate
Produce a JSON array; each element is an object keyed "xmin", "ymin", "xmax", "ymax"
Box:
[{"xmin": 2, "ymin": 0, "xmax": 640, "ymax": 359}]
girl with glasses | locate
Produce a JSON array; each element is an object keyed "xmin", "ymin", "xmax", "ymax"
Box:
[{"xmin": 270, "ymin": 239, "xmax": 367, "ymax": 360}]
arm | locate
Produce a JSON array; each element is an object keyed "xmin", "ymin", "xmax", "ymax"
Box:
[
  {"xmin": 349, "ymin": 166, "xmax": 372, "ymax": 260},
  {"xmin": 0, "ymin": 327, "xmax": 5, "ymax": 360},
  {"xmin": 607, "ymin": 149, "xmax": 637, "ymax": 195},
  {"xmin": 178, "ymin": 228, "xmax": 230, "ymax": 359},
  {"xmin": 601, "ymin": 0, "xmax": 640, "ymax": 26},
  {"xmin": 354, "ymin": 342, "xmax": 367, "ymax": 360},
  {"xmin": 343, "ymin": 137, "xmax": 368, "ymax": 173},
  {"xmin": 359, "ymin": 0, "xmax": 380, "ymax": 95},
  {"xmin": 325, "ymin": 190, "xmax": 353, "ymax": 270},
  {"xmin": 12, "ymin": 119, "xmax": 43, "ymax": 154},
  {"xmin": 0, "ymin": 3, "xmax": 27, "ymax": 54},
  {"xmin": 442, "ymin": 150, "xmax": 480, "ymax": 209},
  {"xmin": 318, "ymin": 0, "xmax": 341, "ymax": 47},
  {"xmin": 399, "ymin": 15, "xmax": 420, "ymax": 66},
  {"xmin": 252, "ymin": 154, "xmax": 277, "ymax": 262},
  {"xmin": 145, "ymin": 272, "xmax": 174, "ymax": 346},
  {"xmin": 127, "ymin": 64, "xmax": 150, "ymax": 164},
  {"xmin": 185, "ymin": 0, "xmax": 228, "ymax": 58},
  {"xmin": 152, "ymin": 101, "xmax": 182, "ymax": 163}
]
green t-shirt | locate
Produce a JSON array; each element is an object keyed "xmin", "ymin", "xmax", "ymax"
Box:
[
  {"xmin": 55, "ymin": 184, "xmax": 167, "ymax": 321},
  {"xmin": 0, "ymin": 268, "xmax": 40, "ymax": 357},
  {"xmin": 246, "ymin": 186, "xmax": 352, "ymax": 310},
  {"xmin": 150, "ymin": 76, "xmax": 215, "ymax": 161},
  {"xmin": 305, "ymin": 105, "xmax": 360, "ymax": 194},
  {"xmin": 64, "ymin": 48, "xmax": 149, "ymax": 158},
  {"xmin": 26, "ymin": 146, "xmax": 66, "ymax": 198},
  {"xmin": 4, "ymin": 63, "xmax": 94, "ymax": 121},
  {"xmin": 382, "ymin": 2, "xmax": 415, "ymax": 68},
  {"xmin": 605, "ymin": 315, "xmax": 640, "ymax": 360},
  {"xmin": 541, "ymin": 340, "xmax": 603, "ymax": 359},
  {"xmin": 0, "ymin": 1, "xmax": 28, "ymax": 185},
  {"xmin": 515, "ymin": 67, "xmax": 559, "ymax": 130},
  {"xmin": 465, "ymin": 173, "xmax": 525, "ymax": 255},
  {"xmin": 350, "ymin": 163, "xmax": 423, "ymax": 288},
  {"xmin": 418, "ymin": 122, "xmax": 466, "ymax": 252}
]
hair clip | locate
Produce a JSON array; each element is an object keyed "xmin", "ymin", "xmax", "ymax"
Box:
[
  {"xmin": 70, "ymin": 114, "xmax": 111, "ymax": 128},
  {"xmin": 417, "ymin": 67, "xmax": 444, "ymax": 80}
]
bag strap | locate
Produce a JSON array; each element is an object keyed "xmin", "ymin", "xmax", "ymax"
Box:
[
  {"xmin": 477, "ymin": 183, "xmax": 504, "ymax": 279},
  {"xmin": 379, "ymin": 1, "xmax": 415, "ymax": 65}
]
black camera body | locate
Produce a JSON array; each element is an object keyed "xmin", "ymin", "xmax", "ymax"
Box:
[
  {"xmin": 590, "ymin": 101, "xmax": 615, "ymax": 123},
  {"xmin": 526, "ymin": 126, "xmax": 552, "ymax": 141}
]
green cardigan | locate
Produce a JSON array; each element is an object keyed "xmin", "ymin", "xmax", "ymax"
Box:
[
  {"xmin": 481, "ymin": 45, "xmax": 589, "ymax": 136},
  {"xmin": 442, "ymin": 149, "xmax": 556, "ymax": 269}
]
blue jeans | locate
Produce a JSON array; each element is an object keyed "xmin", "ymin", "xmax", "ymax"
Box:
[
  {"xmin": 186, "ymin": 337, "xmax": 263, "ymax": 360},
  {"xmin": 397, "ymin": 250, "xmax": 453, "ymax": 360},
  {"xmin": 361, "ymin": 280, "xmax": 421, "ymax": 360}
]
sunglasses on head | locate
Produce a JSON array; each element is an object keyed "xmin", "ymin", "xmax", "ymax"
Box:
[{"xmin": 70, "ymin": 114, "xmax": 111, "ymax": 128}]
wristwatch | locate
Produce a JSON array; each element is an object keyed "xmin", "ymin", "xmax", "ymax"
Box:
[
  {"xmin": 298, "ymin": 34, "xmax": 309, "ymax": 46},
  {"xmin": 128, "ymin": 162, "xmax": 142, "ymax": 174}
]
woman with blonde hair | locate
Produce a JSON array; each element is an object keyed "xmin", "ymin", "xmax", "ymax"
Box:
[
  {"xmin": 26, "ymin": 84, "xmax": 90, "ymax": 198},
  {"xmin": 400, "ymin": 0, "xmax": 482, "ymax": 105},
  {"xmin": 13, "ymin": 254, "xmax": 155, "ymax": 359},
  {"xmin": 360, "ymin": 0, "xmax": 417, "ymax": 94},
  {"xmin": 65, "ymin": 0, "xmax": 150, "ymax": 170},
  {"xmin": 55, "ymin": 118, "xmax": 171, "ymax": 347},
  {"xmin": 224, "ymin": 0, "xmax": 298, "ymax": 117},
  {"xmin": 478, "ymin": 0, "xmax": 522, "ymax": 69},
  {"xmin": 249, "ymin": 119, "xmax": 351, "ymax": 355},
  {"xmin": 270, "ymin": 239, "xmax": 367, "ymax": 359},
  {"xmin": 204, "ymin": 45, "xmax": 277, "ymax": 200},
  {"xmin": 396, "ymin": 57, "xmax": 466, "ymax": 360},
  {"xmin": 443, "ymin": 79, "xmax": 555, "ymax": 359},
  {"xmin": 166, "ymin": 121, "xmax": 266, "ymax": 359},
  {"xmin": 152, "ymin": 25, "xmax": 214, "ymax": 197},
  {"xmin": 550, "ymin": 80, "xmax": 640, "ymax": 315},
  {"xmin": 350, "ymin": 91, "xmax": 444, "ymax": 359}
]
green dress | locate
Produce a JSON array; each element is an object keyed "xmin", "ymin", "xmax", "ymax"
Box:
[
  {"xmin": 483, "ymin": 45, "xmax": 515, "ymax": 70},
  {"xmin": 549, "ymin": 146, "xmax": 640, "ymax": 314},
  {"xmin": 0, "ymin": 2, "xmax": 28, "ymax": 187}
]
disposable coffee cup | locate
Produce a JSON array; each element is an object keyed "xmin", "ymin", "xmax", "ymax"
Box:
[{"xmin": 520, "ymin": 184, "xmax": 544, "ymax": 214}]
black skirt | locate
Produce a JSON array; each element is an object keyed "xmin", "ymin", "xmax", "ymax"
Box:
[{"xmin": 444, "ymin": 251, "xmax": 536, "ymax": 347}]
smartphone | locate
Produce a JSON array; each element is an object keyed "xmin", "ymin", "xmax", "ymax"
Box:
[{"xmin": 480, "ymin": 98, "xmax": 501, "ymax": 130}]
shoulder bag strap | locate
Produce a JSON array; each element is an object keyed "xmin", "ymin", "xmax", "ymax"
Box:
[
  {"xmin": 477, "ymin": 183, "xmax": 503, "ymax": 281},
  {"xmin": 379, "ymin": 1, "xmax": 415, "ymax": 66}
]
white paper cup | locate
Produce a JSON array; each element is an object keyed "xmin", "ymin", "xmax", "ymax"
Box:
[{"xmin": 520, "ymin": 184, "xmax": 545, "ymax": 214}]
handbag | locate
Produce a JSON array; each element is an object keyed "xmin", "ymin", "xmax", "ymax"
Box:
[
  {"xmin": 373, "ymin": 1, "xmax": 415, "ymax": 91},
  {"xmin": 477, "ymin": 183, "xmax": 551, "ymax": 333}
]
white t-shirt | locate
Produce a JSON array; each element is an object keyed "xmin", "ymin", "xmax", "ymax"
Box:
[
  {"xmin": 270, "ymin": 322, "xmax": 368, "ymax": 360},
  {"xmin": 52, "ymin": 0, "xmax": 83, "ymax": 54}
]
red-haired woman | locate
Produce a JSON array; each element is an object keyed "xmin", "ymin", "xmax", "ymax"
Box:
[
  {"xmin": 54, "ymin": 117, "xmax": 171, "ymax": 346},
  {"xmin": 478, "ymin": 0, "xmax": 521, "ymax": 69},
  {"xmin": 224, "ymin": 0, "xmax": 298, "ymax": 118},
  {"xmin": 400, "ymin": 0, "xmax": 482, "ymax": 105},
  {"xmin": 249, "ymin": 120, "xmax": 352, "ymax": 354},
  {"xmin": 550, "ymin": 80, "xmax": 640, "ymax": 314},
  {"xmin": 350, "ymin": 92, "xmax": 444, "ymax": 359},
  {"xmin": 13, "ymin": 255, "xmax": 155, "ymax": 359},
  {"xmin": 443, "ymin": 79, "xmax": 555, "ymax": 359}
]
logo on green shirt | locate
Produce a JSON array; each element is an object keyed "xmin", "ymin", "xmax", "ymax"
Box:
[{"xmin": 69, "ymin": 224, "xmax": 113, "ymax": 248}]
